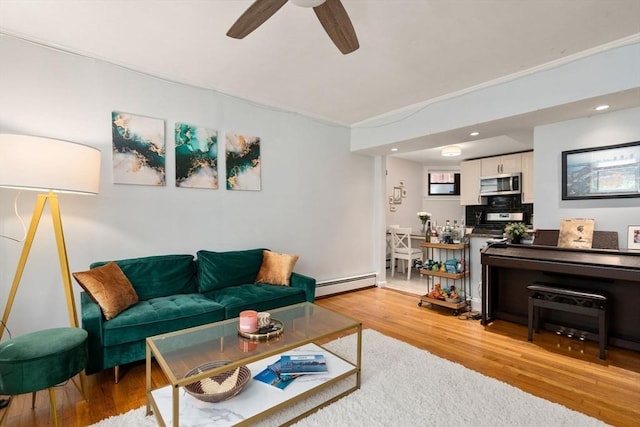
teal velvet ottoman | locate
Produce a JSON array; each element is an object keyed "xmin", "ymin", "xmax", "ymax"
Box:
[{"xmin": 0, "ymin": 327, "xmax": 88, "ymax": 427}]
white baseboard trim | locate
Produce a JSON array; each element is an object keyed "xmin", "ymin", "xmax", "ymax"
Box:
[{"xmin": 315, "ymin": 273, "xmax": 377, "ymax": 297}]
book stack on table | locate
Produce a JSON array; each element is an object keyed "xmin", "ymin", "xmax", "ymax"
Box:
[{"xmin": 254, "ymin": 354, "xmax": 328, "ymax": 390}]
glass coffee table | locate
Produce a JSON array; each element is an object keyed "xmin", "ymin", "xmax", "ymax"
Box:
[{"xmin": 146, "ymin": 302, "xmax": 362, "ymax": 426}]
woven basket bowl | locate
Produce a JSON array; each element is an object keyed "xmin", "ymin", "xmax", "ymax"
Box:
[{"xmin": 184, "ymin": 360, "xmax": 251, "ymax": 403}]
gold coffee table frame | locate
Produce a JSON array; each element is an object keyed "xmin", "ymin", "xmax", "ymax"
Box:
[{"xmin": 146, "ymin": 302, "xmax": 362, "ymax": 426}]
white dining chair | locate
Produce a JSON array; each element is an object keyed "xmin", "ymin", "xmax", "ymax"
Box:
[{"xmin": 389, "ymin": 227, "xmax": 422, "ymax": 280}]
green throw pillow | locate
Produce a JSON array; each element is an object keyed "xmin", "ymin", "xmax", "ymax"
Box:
[
  {"xmin": 90, "ymin": 254, "xmax": 197, "ymax": 300},
  {"xmin": 197, "ymin": 248, "xmax": 266, "ymax": 292}
]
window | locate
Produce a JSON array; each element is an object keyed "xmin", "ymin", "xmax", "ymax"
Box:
[{"xmin": 428, "ymin": 172, "xmax": 460, "ymax": 196}]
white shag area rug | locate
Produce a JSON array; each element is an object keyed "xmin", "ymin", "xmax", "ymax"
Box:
[{"xmin": 91, "ymin": 329, "xmax": 606, "ymax": 427}]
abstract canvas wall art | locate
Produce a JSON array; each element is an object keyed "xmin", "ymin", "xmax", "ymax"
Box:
[
  {"xmin": 226, "ymin": 133, "xmax": 261, "ymax": 191},
  {"xmin": 112, "ymin": 111, "xmax": 166, "ymax": 186},
  {"xmin": 175, "ymin": 122, "xmax": 218, "ymax": 189}
]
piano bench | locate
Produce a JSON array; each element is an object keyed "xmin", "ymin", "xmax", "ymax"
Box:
[{"xmin": 526, "ymin": 283, "xmax": 608, "ymax": 360}]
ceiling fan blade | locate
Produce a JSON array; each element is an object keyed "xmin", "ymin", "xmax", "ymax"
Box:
[
  {"xmin": 227, "ymin": 0, "xmax": 288, "ymax": 39},
  {"xmin": 313, "ymin": 0, "xmax": 359, "ymax": 54}
]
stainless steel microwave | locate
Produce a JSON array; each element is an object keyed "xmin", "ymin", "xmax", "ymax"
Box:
[{"xmin": 480, "ymin": 173, "xmax": 521, "ymax": 196}]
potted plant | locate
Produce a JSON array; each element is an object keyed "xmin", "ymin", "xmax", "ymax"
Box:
[{"xmin": 504, "ymin": 222, "xmax": 529, "ymax": 244}]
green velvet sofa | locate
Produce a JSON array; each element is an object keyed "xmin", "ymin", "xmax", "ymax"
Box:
[{"xmin": 80, "ymin": 248, "xmax": 315, "ymax": 379}]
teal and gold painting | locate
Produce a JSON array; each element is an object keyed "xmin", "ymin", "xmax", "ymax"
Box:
[
  {"xmin": 226, "ymin": 133, "xmax": 261, "ymax": 191},
  {"xmin": 175, "ymin": 122, "xmax": 218, "ymax": 189},
  {"xmin": 112, "ymin": 111, "xmax": 165, "ymax": 186}
]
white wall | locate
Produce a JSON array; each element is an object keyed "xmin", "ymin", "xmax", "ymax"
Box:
[
  {"xmin": 534, "ymin": 106, "xmax": 640, "ymax": 248},
  {"xmin": 385, "ymin": 157, "xmax": 423, "ymax": 231},
  {"xmin": 0, "ymin": 35, "xmax": 376, "ymax": 337},
  {"xmin": 385, "ymin": 158, "xmax": 464, "ymax": 231}
]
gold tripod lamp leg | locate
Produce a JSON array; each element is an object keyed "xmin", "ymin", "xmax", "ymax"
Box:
[{"xmin": 0, "ymin": 192, "xmax": 79, "ymax": 341}]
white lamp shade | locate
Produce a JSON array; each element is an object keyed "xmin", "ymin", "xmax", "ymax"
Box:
[
  {"xmin": 0, "ymin": 134, "xmax": 101, "ymax": 194},
  {"xmin": 290, "ymin": 0, "xmax": 326, "ymax": 7},
  {"xmin": 441, "ymin": 145, "xmax": 462, "ymax": 157}
]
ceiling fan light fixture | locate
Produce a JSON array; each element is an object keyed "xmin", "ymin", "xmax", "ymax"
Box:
[
  {"xmin": 227, "ymin": 0, "xmax": 358, "ymax": 54},
  {"xmin": 441, "ymin": 146, "xmax": 462, "ymax": 157},
  {"xmin": 291, "ymin": 0, "xmax": 326, "ymax": 7}
]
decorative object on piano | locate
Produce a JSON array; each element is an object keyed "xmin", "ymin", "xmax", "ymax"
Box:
[
  {"xmin": 628, "ymin": 225, "xmax": 640, "ymax": 250},
  {"xmin": 557, "ymin": 218, "xmax": 595, "ymax": 249},
  {"xmin": 503, "ymin": 222, "xmax": 529, "ymax": 244},
  {"xmin": 562, "ymin": 140, "xmax": 640, "ymax": 200}
]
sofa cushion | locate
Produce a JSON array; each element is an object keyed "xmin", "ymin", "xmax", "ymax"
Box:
[
  {"xmin": 255, "ymin": 250, "xmax": 299, "ymax": 286},
  {"xmin": 73, "ymin": 262, "xmax": 139, "ymax": 320},
  {"xmin": 102, "ymin": 294, "xmax": 225, "ymax": 347},
  {"xmin": 91, "ymin": 254, "xmax": 198, "ymax": 301},
  {"xmin": 204, "ymin": 284, "xmax": 307, "ymax": 318},
  {"xmin": 196, "ymin": 248, "xmax": 266, "ymax": 292}
]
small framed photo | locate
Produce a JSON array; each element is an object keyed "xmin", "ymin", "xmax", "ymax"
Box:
[
  {"xmin": 392, "ymin": 187, "xmax": 402, "ymax": 204},
  {"xmin": 399, "ymin": 180, "xmax": 406, "ymax": 187},
  {"xmin": 401, "ymin": 188, "xmax": 408, "ymax": 198},
  {"xmin": 628, "ymin": 225, "xmax": 640, "ymax": 250}
]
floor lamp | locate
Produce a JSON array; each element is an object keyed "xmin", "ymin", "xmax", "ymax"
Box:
[{"xmin": 0, "ymin": 134, "xmax": 101, "ymax": 341}]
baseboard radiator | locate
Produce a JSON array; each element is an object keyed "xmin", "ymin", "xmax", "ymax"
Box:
[{"xmin": 315, "ymin": 273, "xmax": 377, "ymax": 297}]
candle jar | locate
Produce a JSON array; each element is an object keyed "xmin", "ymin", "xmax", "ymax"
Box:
[{"xmin": 239, "ymin": 310, "xmax": 258, "ymax": 333}]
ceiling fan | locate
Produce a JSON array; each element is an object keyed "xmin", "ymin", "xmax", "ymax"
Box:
[{"xmin": 227, "ymin": 0, "xmax": 359, "ymax": 55}]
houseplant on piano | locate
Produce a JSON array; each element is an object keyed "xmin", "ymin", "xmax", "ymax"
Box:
[{"xmin": 504, "ymin": 222, "xmax": 528, "ymax": 244}]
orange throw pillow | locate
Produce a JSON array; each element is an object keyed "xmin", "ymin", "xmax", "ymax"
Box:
[
  {"xmin": 255, "ymin": 250, "xmax": 299, "ymax": 286},
  {"xmin": 73, "ymin": 262, "xmax": 139, "ymax": 320}
]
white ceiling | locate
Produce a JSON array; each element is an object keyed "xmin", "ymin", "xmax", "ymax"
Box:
[{"xmin": 1, "ymin": 0, "xmax": 640, "ymax": 163}]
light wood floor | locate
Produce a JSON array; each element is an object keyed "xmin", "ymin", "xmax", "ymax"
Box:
[{"xmin": 4, "ymin": 287, "xmax": 640, "ymax": 426}]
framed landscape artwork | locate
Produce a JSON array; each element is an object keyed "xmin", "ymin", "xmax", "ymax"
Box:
[{"xmin": 562, "ymin": 141, "xmax": 640, "ymax": 200}]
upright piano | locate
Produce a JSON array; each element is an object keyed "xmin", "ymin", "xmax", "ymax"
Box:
[{"xmin": 481, "ymin": 238, "xmax": 640, "ymax": 352}]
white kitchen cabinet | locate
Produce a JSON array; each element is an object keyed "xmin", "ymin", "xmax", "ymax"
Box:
[
  {"xmin": 521, "ymin": 151, "xmax": 534, "ymax": 203},
  {"xmin": 481, "ymin": 153, "xmax": 522, "ymax": 176},
  {"xmin": 460, "ymin": 159, "xmax": 482, "ymax": 205}
]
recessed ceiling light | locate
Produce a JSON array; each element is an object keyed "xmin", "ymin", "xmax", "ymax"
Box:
[
  {"xmin": 391, "ymin": 148, "xmax": 398, "ymax": 152},
  {"xmin": 595, "ymin": 105, "xmax": 610, "ymax": 111},
  {"xmin": 469, "ymin": 132, "xmax": 479, "ymax": 136},
  {"xmin": 441, "ymin": 146, "xmax": 462, "ymax": 157}
]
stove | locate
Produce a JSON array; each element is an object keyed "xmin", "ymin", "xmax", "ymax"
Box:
[
  {"xmin": 466, "ymin": 194, "xmax": 533, "ymax": 235},
  {"xmin": 472, "ymin": 212, "xmax": 524, "ymax": 235}
]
